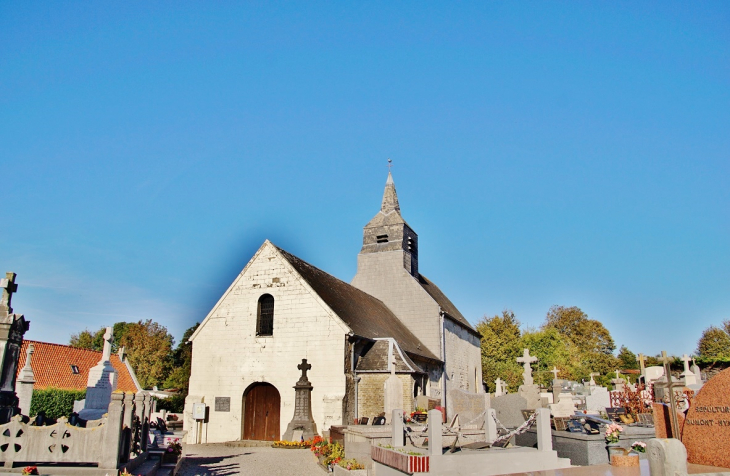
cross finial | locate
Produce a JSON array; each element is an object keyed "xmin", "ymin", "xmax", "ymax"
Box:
[
  {"xmin": 551, "ymin": 366, "xmax": 560, "ymax": 379},
  {"xmin": 615, "ymin": 369, "xmax": 621, "ymax": 379},
  {"xmin": 681, "ymin": 354, "xmax": 692, "ymax": 372},
  {"xmin": 387, "ymin": 158, "xmax": 392, "ymax": 172},
  {"xmin": 297, "ymin": 358, "xmax": 312, "ymax": 382},
  {"xmin": 0, "ymin": 272, "xmax": 18, "ymax": 314},
  {"xmin": 660, "ymin": 350, "xmax": 672, "ymax": 365},
  {"xmin": 101, "ymin": 326, "xmax": 113, "ymax": 362},
  {"xmin": 589, "ymin": 372, "xmax": 600, "ymax": 385},
  {"xmin": 516, "ymin": 349, "xmax": 538, "ymax": 386}
]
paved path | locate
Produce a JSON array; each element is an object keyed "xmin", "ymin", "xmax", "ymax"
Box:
[{"xmin": 178, "ymin": 443, "xmax": 326, "ymax": 476}]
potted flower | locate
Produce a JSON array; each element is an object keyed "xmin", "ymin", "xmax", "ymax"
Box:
[
  {"xmin": 604, "ymin": 423, "xmax": 623, "ymax": 444},
  {"xmin": 163, "ymin": 438, "xmax": 182, "ymax": 464},
  {"xmin": 334, "ymin": 458, "xmax": 367, "ymax": 475},
  {"xmin": 21, "ymin": 467, "xmax": 38, "ymax": 475},
  {"xmin": 410, "ymin": 407, "xmax": 427, "ymax": 423}
]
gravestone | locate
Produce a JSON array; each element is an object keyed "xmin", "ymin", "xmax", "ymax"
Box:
[
  {"xmin": 516, "ymin": 349, "xmax": 541, "ymax": 409},
  {"xmin": 682, "ymin": 366, "xmax": 730, "ymax": 468},
  {"xmin": 447, "ymin": 388, "xmax": 489, "ymax": 429},
  {"xmin": 491, "ymin": 393, "xmax": 527, "ymax": 429},
  {"xmin": 549, "ymin": 393, "xmax": 576, "ymax": 418},
  {"xmin": 681, "ymin": 354, "xmax": 697, "ymax": 386},
  {"xmin": 645, "ymin": 366, "xmax": 664, "ymax": 382},
  {"xmin": 16, "ymin": 343, "xmax": 35, "ymax": 415},
  {"xmin": 79, "ymin": 327, "xmax": 118, "ymax": 420},
  {"xmin": 611, "ymin": 370, "xmax": 625, "ymax": 391},
  {"xmin": 383, "ymin": 354, "xmax": 403, "ymax": 419},
  {"xmin": 494, "ymin": 378, "xmax": 505, "ymax": 397},
  {"xmin": 282, "ymin": 358, "xmax": 319, "ymax": 441},
  {"xmin": 584, "ymin": 386, "xmax": 610, "ymax": 413},
  {"xmin": 0, "ymin": 272, "xmax": 30, "ymax": 424}
]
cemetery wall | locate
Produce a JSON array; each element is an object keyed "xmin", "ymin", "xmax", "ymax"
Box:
[
  {"xmin": 358, "ymin": 373, "xmax": 414, "ymax": 420},
  {"xmin": 351, "ymin": 250, "xmax": 442, "ymax": 358},
  {"xmin": 443, "ymin": 318, "xmax": 483, "ymax": 394},
  {"xmin": 187, "ymin": 242, "xmax": 350, "ymax": 443}
]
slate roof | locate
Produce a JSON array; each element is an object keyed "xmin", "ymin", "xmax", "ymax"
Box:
[
  {"xmin": 275, "ymin": 246, "xmax": 440, "ymax": 362},
  {"xmin": 16, "ymin": 340, "xmax": 140, "ymax": 393},
  {"xmin": 417, "ymin": 274, "xmax": 480, "ymax": 337},
  {"xmin": 355, "ymin": 339, "xmax": 424, "ymax": 373}
]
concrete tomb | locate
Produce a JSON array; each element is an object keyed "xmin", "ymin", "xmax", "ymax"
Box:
[
  {"xmin": 282, "ymin": 358, "xmax": 319, "ymax": 441},
  {"xmin": 79, "ymin": 326, "xmax": 118, "ymax": 420}
]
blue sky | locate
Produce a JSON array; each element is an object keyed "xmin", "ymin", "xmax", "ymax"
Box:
[{"xmin": 1, "ymin": 2, "xmax": 728, "ymax": 358}]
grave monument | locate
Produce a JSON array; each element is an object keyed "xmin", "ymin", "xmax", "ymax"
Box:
[
  {"xmin": 0, "ymin": 272, "xmax": 30, "ymax": 424},
  {"xmin": 79, "ymin": 327, "xmax": 118, "ymax": 420},
  {"xmin": 383, "ymin": 353, "xmax": 404, "ymax": 419},
  {"xmin": 16, "ymin": 343, "xmax": 35, "ymax": 416},
  {"xmin": 283, "ymin": 358, "xmax": 319, "ymax": 441},
  {"xmin": 516, "ymin": 349, "xmax": 541, "ymax": 410}
]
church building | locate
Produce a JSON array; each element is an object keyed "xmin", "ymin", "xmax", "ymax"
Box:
[{"xmin": 184, "ymin": 173, "xmax": 482, "ymax": 443}]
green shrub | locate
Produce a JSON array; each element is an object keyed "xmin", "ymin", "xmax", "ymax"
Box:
[
  {"xmin": 29, "ymin": 388, "xmax": 86, "ymax": 421},
  {"xmin": 155, "ymin": 393, "xmax": 185, "ymax": 413}
]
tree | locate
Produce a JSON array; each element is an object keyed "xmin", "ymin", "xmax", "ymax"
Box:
[
  {"xmin": 69, "ymin": 328, "xmax": 105, "ymax": 351},
  {"xmin": 163, "ymin": 322, "xmax": 200, "ymax": 391},
  {"xmin": 543, "ymin": 305, "xmax": 617, "ymax": 382},
  {"xmin": 119, "ymin": 320, "xmax": 174, "ymax": 389},
  {"xmin": 617, "ymin": 346, "xmax": 638, "ymax": 370},
  {"xmin": 519, "ymin": 327, "xmax": 573, "ymax": 386},
  {"xmin": 476, "ymin": 310, "xmax": 523, "ymax": 392},
  {"xmin": 696, "ymin": 326, "xmax": 730, "ymax": 359}
]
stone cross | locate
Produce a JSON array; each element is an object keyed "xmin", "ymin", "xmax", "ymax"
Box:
[
  {"xmin": 390, "ymin": 354, "xmax": 397, "ymax": 376},
  {"xmin": 297, "ymin": 358, "xmax": 312, "ymax": 383},
  {"xmin": 589, "ymin": 372, "xmax": 600, "ymax": 386},
  {"xmin": 494, "ymin": 378, "xmax": 504, "ymax": 397},
  {"xmin": 516, "ymin": 349, "xmax": 538, "ymax": 386},
  {"xmin": 615, "ymin": 369, "xmax": 621, "ymax": 380},
  {"xmin": 101, "ymin": 327, "xmax": 113, "ymax": 362},
  {"xmin": 0, "ymin": 272, "xmax": 18, "ymax": 314},
  {"xmin": 681, "ymin": 354, "xmax": 691, "ymax": 373},
  {"xmin": 551, "ymin": 367, "xmax": 560, "ymax": 380}
]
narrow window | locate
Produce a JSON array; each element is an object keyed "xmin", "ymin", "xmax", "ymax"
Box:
[
  {"xmin": 376, "ymin": 234, "xmax": 388, "ymax": 243},
  {"xmin": 257, "ymin": 294, "xmax": 275, "ymax": 336}
]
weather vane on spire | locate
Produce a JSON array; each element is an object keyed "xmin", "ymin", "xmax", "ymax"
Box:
[{"xmin": 387, "ymin": 158, "xmax": 393, "ymax": 172}]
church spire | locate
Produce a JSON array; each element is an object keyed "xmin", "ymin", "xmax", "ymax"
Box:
[{"xmin": 381, "ymin": 172, "xmax": 400, "ymax": 214}]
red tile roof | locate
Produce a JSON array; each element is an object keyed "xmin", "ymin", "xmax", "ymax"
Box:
[{"xmin": 16, "ymin": 340, "xmax": 140, "ymax": 393}]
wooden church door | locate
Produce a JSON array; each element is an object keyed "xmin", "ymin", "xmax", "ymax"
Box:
[{"xmin": 243, "ymin": 383, "xmax": 281, "ymax": 441}]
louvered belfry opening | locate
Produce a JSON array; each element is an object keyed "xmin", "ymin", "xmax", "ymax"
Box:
[{"xmin": 257, "ymin": 294, "xmax": 274, "ymax": 336}]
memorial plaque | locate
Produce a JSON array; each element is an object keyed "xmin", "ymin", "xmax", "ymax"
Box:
[
  {"xmin": 553, "ymin": 417, "xmax": 570, "ymax": 431},
  {"xmin": 215, "ymin": 397, "xmax": 231, "ymax": 412},
  {"xmin": 682, "ymin": 367, "xmax": 730, "ymax": 468},
  {"xmin": 605, "ymin": 407, "xmax": 626, "ymax": 421}
]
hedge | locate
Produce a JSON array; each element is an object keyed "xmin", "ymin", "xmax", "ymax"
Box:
[
  {"xmin": 29, "ymin": 388, "xmax": 86, "ymax": 421},
  {"xmin": 155, "ymin": 393, "xmax": 185, "ymax": 413}
]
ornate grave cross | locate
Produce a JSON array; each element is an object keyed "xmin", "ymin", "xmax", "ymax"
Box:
[
  {"xmin": 615, "ymin": 369, "xmax": 621, "ymax": 380},
  {"xmin": 297, "ymin": 358, "xmax": 312, "ymax": 383},
  {"xmin": 551, "ymin": 367, "xmax": 560, "ymax": 380},
  {"xmin": 660, "ymin": 351, "xmax": 681, "ymax": 439},
  {"xmin": 516, "ymin": 349, "xmax": 538, "ymax": 386},
  {"xmin": 589, "ymin": 372, "xmax": 600, "ymax": 386},
  {"xmin": 0, "ymin": 272, "xmax": 18, "ymax": 314}
]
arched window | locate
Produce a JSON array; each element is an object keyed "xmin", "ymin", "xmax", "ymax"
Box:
[{"xmin": 256, "ymin": 294, "xmax": 274, "ymax": 336}]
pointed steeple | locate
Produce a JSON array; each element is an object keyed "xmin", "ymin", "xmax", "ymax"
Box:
[
  {"xmin": 359, "ymin": 171, "xmax": 419, "ymax": 277},
  {"xmin": 381, "ymin": 172, "xmax": 400, "ymax": 214}
]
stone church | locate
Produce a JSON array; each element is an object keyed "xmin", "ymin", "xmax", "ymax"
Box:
[{"xmin": 184, "ymin": 173, "xmax": 483, "ymax": 443}]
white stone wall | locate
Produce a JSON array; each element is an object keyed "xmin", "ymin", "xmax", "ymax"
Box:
[
  {"xmin": 443, "ymin": 318, "xmax": 484, "ymax": 395},
  {"xmin": 186, "ymin": 242, "xmax": 350, "ymax": 443},
  {"xmin": 351, "ymin": 251, "xmax": 442, "ymax": 359}
]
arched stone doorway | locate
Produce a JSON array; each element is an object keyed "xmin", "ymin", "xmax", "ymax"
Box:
[{"xmin": 242, "ymin": 382, "xmax": 281, "ymax": 441}]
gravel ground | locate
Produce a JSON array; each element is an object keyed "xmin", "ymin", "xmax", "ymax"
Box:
[{"xmin": 178, "ymin": 444, "xmax": 326, "ymax": 476}]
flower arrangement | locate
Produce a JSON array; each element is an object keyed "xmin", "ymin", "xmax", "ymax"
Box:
[
  {"xmin": 605, "ymin": 423, "xmax": 624, "ymax": 444},
  {"xmin": 21, "ymin": 467, "xmax": 38, "ymax": 475},
  {"xmin": 273, "ymin": 439, "xmax": 313, "ymax": 448},
  {"xmin": 166, "ymin": 438, "xmax": 182, "ymax": 456},
  {"xmin": 631, "ymin": 441, "xmax": 647, "ymax": 453},
  {"xmin": 338, "ymin": 458, "xmax": 365, "ymax": 470},
  {"xmin": 324, "ymin": 442, "xmax": 345, "ymax": 468},
  {"xmin": 310, "ymin": 436, "xmax": 329, "ymax": 457}
]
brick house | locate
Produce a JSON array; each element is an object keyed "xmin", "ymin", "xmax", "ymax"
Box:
[{"xmin": 185, "ymin": 172, "xmax": 483, "ymax": 443}]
